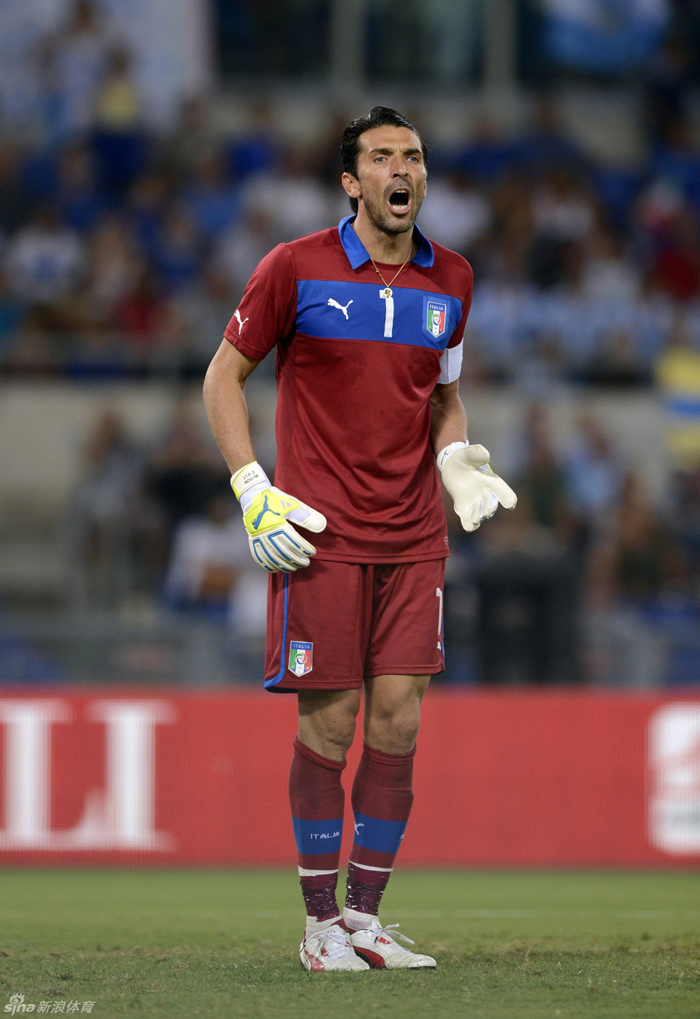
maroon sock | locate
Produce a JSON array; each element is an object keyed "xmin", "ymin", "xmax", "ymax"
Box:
[
  {"xmin": 289, "ymin": 737, "xmax": 346, "ymax": 923},
  {"xmin": 345, "ymin": 742, "xmax": 415, "ymax": 922}
]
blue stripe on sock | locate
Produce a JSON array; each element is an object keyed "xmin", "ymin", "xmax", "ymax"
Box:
[
  {"xmin": 292, "ymin": 816, "xmax": 343, "ymax": 855},
  {"xmin": 352, "ymin": 812, "xmax": 407, "ymax": 854}
]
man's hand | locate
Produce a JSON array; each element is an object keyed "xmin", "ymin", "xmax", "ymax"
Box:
[
  {"xmin": 437, "ymin": 442, "xmax": 517, "ymax": 532},
  {"xmin": 231, "ymin": 462, "xmax": 327, "ymax": 572}
]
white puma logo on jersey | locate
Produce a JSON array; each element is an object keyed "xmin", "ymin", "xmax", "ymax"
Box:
[
  {"xmin": 327, "ymin": 298, "xmax": 353, "ymax": 320},
  {"xmin": 234, "ymin": 309, "xmax": 249, "ymax": 334}
]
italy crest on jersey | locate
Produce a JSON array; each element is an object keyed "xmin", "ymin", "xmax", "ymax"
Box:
[
  {"xmin": 426, "ymin": 300, "xmax": 448, "ymax": 339},
  {"xmin": 289, "ymin": 641, "xmax": 313, "ymax": 677}
]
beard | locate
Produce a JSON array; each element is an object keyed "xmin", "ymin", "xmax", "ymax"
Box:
[{"xmin": 359, "ymin": 182, "xmax": 424, "ymax": 236}]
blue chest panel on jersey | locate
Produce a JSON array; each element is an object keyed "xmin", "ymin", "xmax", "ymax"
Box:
[{"xmin": 296, "ymin": 279, "xmax": 462, "ymax": 352}]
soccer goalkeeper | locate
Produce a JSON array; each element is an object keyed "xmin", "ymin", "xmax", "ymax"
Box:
[{"xmin": 204, "ymin": 106, "xmax": 516, "ymax": 972}]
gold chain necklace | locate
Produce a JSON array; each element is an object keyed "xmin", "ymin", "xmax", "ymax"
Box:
[{"xmin": 370, "ymin": 254, "xmax": 410, "ymax": 298}]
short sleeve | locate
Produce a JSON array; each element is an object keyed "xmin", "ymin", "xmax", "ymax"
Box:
[
  {"xmin": 437, "ymin": 261, "xmax": 472, "ymax": 384},
  {"xmin": 223, "ymin": 243, "xmax": 297, "ymax": 360},
  {"xmin": 447, "ymin": 261, "xmax": 473, "ymax": 350}
]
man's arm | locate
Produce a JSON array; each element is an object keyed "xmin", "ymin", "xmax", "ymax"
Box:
[
  {"xmin": 203, "ymin": 339, "xmax": 260, "ymax": 475},
  {"xmin": 430, "ymin": 379, "xmax": 517, "ymax": 532},
  {"xmin": 429, "ymin": 379, "xmax": 468, "ymax": 454},
  {"xmin": 203, "ymin": 338, "xmax": 326, "ymax": 572}
]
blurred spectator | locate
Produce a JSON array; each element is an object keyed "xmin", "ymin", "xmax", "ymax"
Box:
[
  {"xmin": 611, "ymin": 471, "xmax": 680, "ymax": 606},
  {"xmin": 164, "ymin": 492, "xmax": 266, "ymax": 636},
  {"xmin": 455, "ymin": 114, "xmax": 514, "ymax": 183},
  {"xmin": 152, "ymin": 204, "xmax": 205, "ymax": 293},
  {"xmin": 564, "ymin": 415, "xmax": 624, "ymax": 532},
  {"xmin": 53, "ymin": 141, "xmax": 108, "ymax": 233},
  {"xmin": 113, "ymin": 265, "xmax": 173, "ymax": 348},
  {"xmin": 181, "ymin": 147, "xmax": 240, "ymax": 240},
  {"xmin": 509, "ymin": 406, "xmax": 576, "ymax": 540},
  {"xmin": 0, "ymin": 146, "xmax": 34, "ymax": 235},
  {"xmin": 472, "ymin": 493, "xmax": 580, "ymax": 684},
  {"xmin": 165, "ymin": 95, "xmax": 220, "ymax": 182},
  {"xmin": 86, "ymin": 214, "xmax": 143, "ymax": 314},
  {"xmin": 316, "ymin": 109, "xmax": 355, "ymax": 188},
  {"xmin": 170, "ymin": 267, "xmax": 237, "ymax": 368},
  {"xmin": 94, "ymin": 45, "xmax": 141, "ymax": 131},
  {"xmin": 4, "ymin": 204, "xmax": 84, "ymax": 304},
  {"xmin": 164, "ymin": 493, "xmax": 244, "ymax": 611},
  {"xmin": 643, "ymin": 35, "xmax": 694, "ymax": 153},
  {"xmin": 673, "ymin": 467, "xmax": 700, "ymax": 601},
  {"xmin": 651, "ymin": 120, "xmax": 700, "ymax": 211},
  {"xmin": 68, "ymin": 408, "xmax": 144, "ymax": 608},
  {"xmin": 125, "ymin": 169, "xmax": 173, "ymax": 253},
  {"xmin": 531, "ymin": 169, "xmax": 596, "ymax": 244},
  {"xmin": 417, "ymin": 171, "xmax": 491, "ymax": 255},
  {"xmin": 39, "ymin": 0, "xmax": 116, "ymax": 139},
  {"xmin": 213, "ymin": 207, "xmax": 277, "ymax": 298},
  {"xmin": 229, "ymin": 99, "xmax": 280, "ymax": 181},
  {"xmin": 91, "ymin": 45, "xmax": 147, "ymax": 199},
  {"xmin": 145, "ymin": 402, "xmax": 229, "ymax": 538},
  {"xmin": 0, "ymin": 270, "xmax": 24, "ymax": 353},
  {"xmin": 648, "ymin": 208, "xmax": 700, "ymax": 302},
  {"xmin": 1, "ymin": 311, "xmax": 58, "ymax": 376},
  {"xmin": 579, "ymin": 226, "xmax": 641, "ymax": 304},
  {"xmin": 529, "ymin": 169, "xmax": 597, "ymax": 289},
  {"xmin": 510, "ymin": 96, "xmax": 589, "ymax": 176},
  {"xmin": 242, "ymin": 145, "xmax": 332, "ymax": 243}
]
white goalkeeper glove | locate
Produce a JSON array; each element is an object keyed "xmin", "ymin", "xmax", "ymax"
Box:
[
  {"xmin": 231, "ymin": 461, "xmax": 327, "ymax": 572},
  {"xmin": 437, "ymin": 442, "xmax": 517, "ymax": 532}
]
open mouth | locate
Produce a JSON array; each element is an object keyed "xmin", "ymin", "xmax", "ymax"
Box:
[{"xmin": 388, "ymin": 188, "xmax": 411, "ymax": 213}]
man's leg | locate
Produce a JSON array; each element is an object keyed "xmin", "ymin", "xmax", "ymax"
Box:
[
  {"xmin": 292, "ymin": 688, "xmax": 360, "ymax": 934},
  {"xmin": 344, "ymin": 673, "xmax": 436, "ymax": 968},
  {"xmin": 343, "ymin": 673, "xmax": 428, "ymax": 925}
]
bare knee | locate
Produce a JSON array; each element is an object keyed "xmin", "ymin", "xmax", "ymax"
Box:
[
  {"xmin": 364, "ymin": 675, "xmax": 429, "ymax": 755},
  {"xmin": 298, "ymin": 688, "xmax": 361, "ymax": 761},
  {"xmin": 366, "ymin": 706, "xmax": 420, "ymax": 755}
]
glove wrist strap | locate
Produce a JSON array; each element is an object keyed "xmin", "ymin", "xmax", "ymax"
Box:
[
  {"xmin": 436, "ymin": 441, "xmax": 469, "ymax": 474},
  {"xmin": 231, "ymin": 461, "xmax": 271, "ymax": 501}
]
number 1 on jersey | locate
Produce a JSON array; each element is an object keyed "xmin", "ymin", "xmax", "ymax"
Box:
[{"xmin": 380, "ymin": 288, "xmax": 394, "ymax": 338}]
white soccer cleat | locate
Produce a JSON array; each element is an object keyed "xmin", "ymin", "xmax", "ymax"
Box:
[
  {"xmin": 349, "ymin": 923, "xmax": 437, "ymax": 969},
  {"xmin": 300, "ymin": 924, "xmax": 370, "ymax": 973}
]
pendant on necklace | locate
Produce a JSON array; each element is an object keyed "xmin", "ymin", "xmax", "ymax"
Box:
[{"xmin": 382, "ymin": 287, "xmax": 393, "ymax": 298}]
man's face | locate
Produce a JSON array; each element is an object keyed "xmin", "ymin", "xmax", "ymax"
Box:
[{"xmin": 344, "ymin": 125, "xmax": 427, "ymax": 237}]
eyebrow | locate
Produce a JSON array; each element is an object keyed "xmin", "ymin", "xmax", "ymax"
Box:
[{"xmin": 367, "ymin": 146, "xmax": 423, "ymax": 158}]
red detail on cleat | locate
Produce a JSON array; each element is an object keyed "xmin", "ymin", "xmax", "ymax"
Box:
[
  {"xmin": 354, "ymin": 947, "xmax": 386, "ymax": 969},
  {"xmin": 305, "ymin": 950, "xmax": 324, "ymax": 972}
]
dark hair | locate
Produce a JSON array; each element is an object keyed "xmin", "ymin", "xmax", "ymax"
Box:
[{"xmin": 340, "ymin": 106, "xmax": 428, "ymax": 213}]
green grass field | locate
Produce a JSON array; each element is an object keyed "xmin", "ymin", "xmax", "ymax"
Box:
[{"xmin": 0, "ymin": 870, "xmax": 698, "ymax": 1019}]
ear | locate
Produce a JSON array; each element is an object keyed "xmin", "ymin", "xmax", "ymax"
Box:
[{"xmin": 342, "ymin": 172, "xmax": 361, "ymax": 202}]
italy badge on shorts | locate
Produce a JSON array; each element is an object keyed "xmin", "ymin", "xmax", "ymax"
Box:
[
  {"xmin": 289, "ymin": 641, "xmax": 313, "ymax": 677},
  {"xmin": 426, "ymin": 299, "xmax": 448, "ymax": 339}
]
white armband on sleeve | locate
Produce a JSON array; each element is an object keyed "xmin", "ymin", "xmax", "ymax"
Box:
[{"xmin": 437, "ymin": 341, "xmax": 463, "ymax": 384}]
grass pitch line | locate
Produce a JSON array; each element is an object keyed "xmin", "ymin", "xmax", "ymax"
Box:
[{"xmin": 0, "ymin": 870, "xmax": 699, "ymax": 1019}]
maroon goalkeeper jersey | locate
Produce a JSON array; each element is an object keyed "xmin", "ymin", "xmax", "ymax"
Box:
[{"xmin": 223, "ymin": 216, "xmax": 473, "ymax": 563}]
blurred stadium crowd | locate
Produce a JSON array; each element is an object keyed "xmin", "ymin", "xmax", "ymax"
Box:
[
  {"xmin": 2, "ymin": 0, "xmax": 700, "ymax": 685},
  {"xmin": 2, "ymin": 6, "xmax": 700, "ymax": 384}
]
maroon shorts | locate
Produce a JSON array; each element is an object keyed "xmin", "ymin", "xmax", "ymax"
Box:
[{"xmin": 263, "ymin": 559, "xmax": 446, "ymax": 692}]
